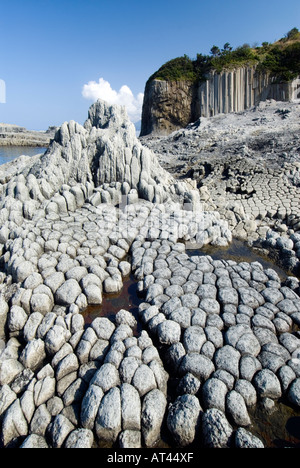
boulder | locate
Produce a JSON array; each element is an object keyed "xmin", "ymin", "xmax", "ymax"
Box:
[
  {"xmin": 167, "ymin": 394, "xmax": 201, "ymax": 446},
  {"xmin": 141, "ymin": 389, "xmax": 167, "ymax": 447},
  {"xmin": 55, "ymin": 279, "xmax": 82, "ymax": 306},
  {"xmin": 202, "ymin": 408, "xmax": 233, "ymax": 448}
]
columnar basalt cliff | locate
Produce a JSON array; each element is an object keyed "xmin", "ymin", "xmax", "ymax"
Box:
[
  {"xmin": 140, "ymin": 66, "xmax": 299, "ymax": 136},
  {"xmin": 198, "ymin": 66, "xmax": 297, "ymax": 118}
]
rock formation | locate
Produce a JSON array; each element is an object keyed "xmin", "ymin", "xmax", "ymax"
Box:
[
  {"xmin": 26, "ymin": 99, "xmax": 200, "ymax": 208},
  {"xmin": 141, "ymin": 99, "xmax": 300, "ymax": 274},
  {"xmin": 140, "ymin": 80, "xmax": 198, "ymax": 136},
  {"xmin": 140, "ymin": 65, "xmax": 300, "ymax": 136},
  {"xmin": 198, "ymin": 66, "xmax": 298, "ymax": 118},
  {"xmin": 0, "ymin": 99, "xmax": 300, "ymax": 449},
  {"xmin": 0, "ymin": 124, "xmax": 56, "ymax": 147}
]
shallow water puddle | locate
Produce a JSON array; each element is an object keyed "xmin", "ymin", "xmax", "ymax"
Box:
[
  {"xmin": 186, "ymin": 237, "xmax": 291, "ymax": 281},
  {"xmin": 81, "ymin": 273, "xmax": 144, "ymax": 335},
  {"xmin": 249, "ymin": 399, "xmax": 300, "ymax": 448},
  {"xmin": 81, "ymin": 239, "xmax": 300, "ymax": 448}
]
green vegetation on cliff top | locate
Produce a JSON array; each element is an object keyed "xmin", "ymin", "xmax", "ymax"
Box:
[{"xmin": 148, "ymin": 28, "xmax": 300, "ymax": 84}]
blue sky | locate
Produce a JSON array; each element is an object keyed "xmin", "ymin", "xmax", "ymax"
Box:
[{"xmin": 1, "ymin": 0, "xmax": 299, "ymax": 130}]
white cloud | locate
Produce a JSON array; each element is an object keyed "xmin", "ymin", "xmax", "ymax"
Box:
[{"xmin": 82, "ymin": 77, "xmax": 143, "ymax": 123}]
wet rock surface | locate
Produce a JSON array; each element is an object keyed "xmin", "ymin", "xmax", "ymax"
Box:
[
  {"xmin": 141, "ymin": 100, "xmax": 300, "ymax": 274},
  {"xmin": 0, "ymin": 99, "xmax": 300, "ymax": 449}
]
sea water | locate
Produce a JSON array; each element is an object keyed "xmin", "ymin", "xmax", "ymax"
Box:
[{"xmin": 0, "ymin": 146, "xmax": 47, "ymax": 166}]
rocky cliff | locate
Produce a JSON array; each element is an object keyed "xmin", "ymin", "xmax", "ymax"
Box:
[
  {"xmin": 198, "ymin": 66, "xmax": 298, "ymax": 118},
  {"xmin": 140, "ymin": 66, "xmax": 299, "ymax": 136},
  {"xmin": 140, "ymin": 80, "xmax": 198, "ymax": 136}
]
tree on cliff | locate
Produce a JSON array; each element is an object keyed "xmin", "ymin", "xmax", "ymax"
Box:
[
  {"xmin": 210, "ymin": 45, "xmax": 221, "ymax": 57},
  {"xmin": 285, "ymin": 27, "xmax": 299, "ymax": 41},
  {"xmin": 222, "ymin": 43, "xmax": 233, "ymax": 53}
]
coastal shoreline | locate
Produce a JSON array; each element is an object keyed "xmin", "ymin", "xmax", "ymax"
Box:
[
  {"xmin": 0, "ymin": 123, "xmax": 57, "ymax": 147},
  {"xmin": 0, "ymin": 100, "xmax": 300, "ymax": 449}
]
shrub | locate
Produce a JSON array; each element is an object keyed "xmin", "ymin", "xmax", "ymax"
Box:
[
  {"xmin": 258, "ymin": 42, "xmax": 300, "ymax": 81},
  {"xmin": 148, "ymin": 55, "xmax": 198, "ymax": 83},
  {"xmin": 148, "ymin": 33, "xmax": 300, "ymax": 84}
]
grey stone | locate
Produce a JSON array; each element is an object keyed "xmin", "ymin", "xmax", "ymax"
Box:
[
  {"xmin": 83, "ymin": 283, "xmax": 102, "ymax": 305},
  {"xmin": 0, "ymin": 385, "xmax": 17, "ymax": 417},
  {"xmin": 180, "ymin": 293, "xmax": 199, "ymax": 309},
  {"xmin": 238, "ymin": 287, "xmax": 264, "ymax": 309},
  {"xmin": 30, "ymin": 404, "xmax": 51, "ymax": 437},
  {"xmin": 36, "ymin": 312, "xmax": 57, "ymax": 339},
  {"xmin": 34, "ymin": 376, "xmax": 56, "ymax": 407},
  {"xmin": 30, "ymin": 291, "xmax": 53, "ymax": 315},
  {"xmin": 240, "ymin": 355, "xmax": 262, "ymax": 383},
  {"xmin": 0, "ymin": 295, "xmax": 9, "ymax": 339},
  {"xmin": 235, "ymin": 379, "xmax": 257, "ymax": 407},
  {"xmin": 132, "ymin": 364, "xmax": 157, "ymax": 396},
  {"xmin": 13, "ymin": 261, "xmax": 35, "ymax": 283},
  {"xmin": 81, "ymin": 384, "xmax": 104, "ymax": 430},
  {"xmin": 95, "ymin": 387, "xmax": 121, "ymax": 444},
  {"xmin": 177, "ymin": 373, "xmax": 200, "ymax": 395},
  {"xmin": 120, "ymin": 383, "xmax": 141, "ymax": 431},
  {"xmin": 226, "ymin": 390, "xmax": 251, "ymax": 426},
  {"xmin": 118, "ymin": 430, "xmax": 141, "ymax": 448},
  {"xmin": 91, "ymin": 317, "xmax": 115, "ymax": 340},
  {"xmin": 115, "ymin": 309, "xmax": 137, "ymax": 328},
  {"xmin": 236, "ymin": 332, "xmax": 261, "ymax": 357},
  {"xmin": 169, "ymin": 307, "xmax": 191, "ymax": 329},
  {"xmin": 103, "ymin": 275, "xmax": 123, "ymax": 294},
  {"xmin": 212, "ymin": 369, "xmax": 235, "ymax": 390},
  {"xmin": 0, "ymin": 358, "xmax": 24, "ymax": 386},
  {"xmin": 56, "ymin": 353, "xmax": 79, "ymax": 381},
  {"xmin": 202, "ymin": 377, "xmax": 228, "ymax": 412},
  {"xmin": 141, "ymin": 389, "xmax": 167, "ymax": 447},
  {"xmin": 66, "ymin": 266, "xmax": 88, "ymax": 282},
  {"xmin": 23, "ymin": 312, "xmax": 44, "ymax": 342},
  {"xmin": 111, "ymin": 324, "xmax": 133, "ymax": 343},
  {"xmin": 253, "ymin": 369, "xmax": 282, "ymax": 399},
  {"xmin": 157, "ymin": 320, "xmax": 181, "ymax": 345},
  {"xmin": 261, "ymin": 288, "xmax": 284, "ymax": 305},
  {"xmin": 55, "ymin": 279, "xmax": 82, "ymax": 306},
  {"xmin": 90, "ymin": 363, "xmax": 120, "ymax": 393},
  {"xmin": 179, "ymin": 353, "xmax": 215, "ymax": 381},
  {"xmin": 48, "ymin": 414, "xmax": 75, "ymax": 448},
  {"xmin": 1, "ymin": 399, "xmax": 28, "ymax": 447},
  {"xmin": 64, "ymin": 428, "xmax": 94, "ymax": 448},
  {"xmin": 202, "ymin": 408, "xmax": 233, "ymax": 448},
  {"xmin": 278, "ymin": 365, "xmax": 297, "ymax": 392},
  {"xmin": 258, "ymin": 350, "xmax": 286, "ymax": 373},
  {"xmin": 214, "ymin": 345, "xmax": 241, "ymax": 379},
  {"xmin": 183, "ymin": 326, "xmax": 206, "ymax": 354},
  {"xmin": 20, "ymin": 434, "xmax": 49, "ymax": 448},
  {"xmin": 44, "ymin": 272, "xmax": 65, "ymax": 294},
  {"xmin": 8, "ymin": 305, "xmax": 28, "ymax": 334},
  {"xmin": 199, "ymin": 298, "xmax": 220, "ymax": 315},
  {"xmin": 205, "ymin": 326, "xmax": 223, "ymax": 349},
  {"xmin": 167, "ymin": 394, "xmax": 201, "ymax": 447},
  {"xmin": 218, "ymin": 287, "xmax": 239, "ymax": 305},
  {"xmin": 119, "ymin": 357, "xmax": 140, "ymax": 384},
  {"xmin": 45, "ymin": 325, "xmax": 70, "ymax": 356},
  {"xmin": 287, "ymin": 378, "xmax": 300, "ymax": 408},
  {"xmin": 234, "ymin": 428, "xmax": 264, "ymax": 448},
  {"xmin": 165, "ymin": 342, "xmax": 186, "ymax": 373},
  {"xmin": 19, "ymin": 339, "xmax": 46, "ymax": 372}
]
